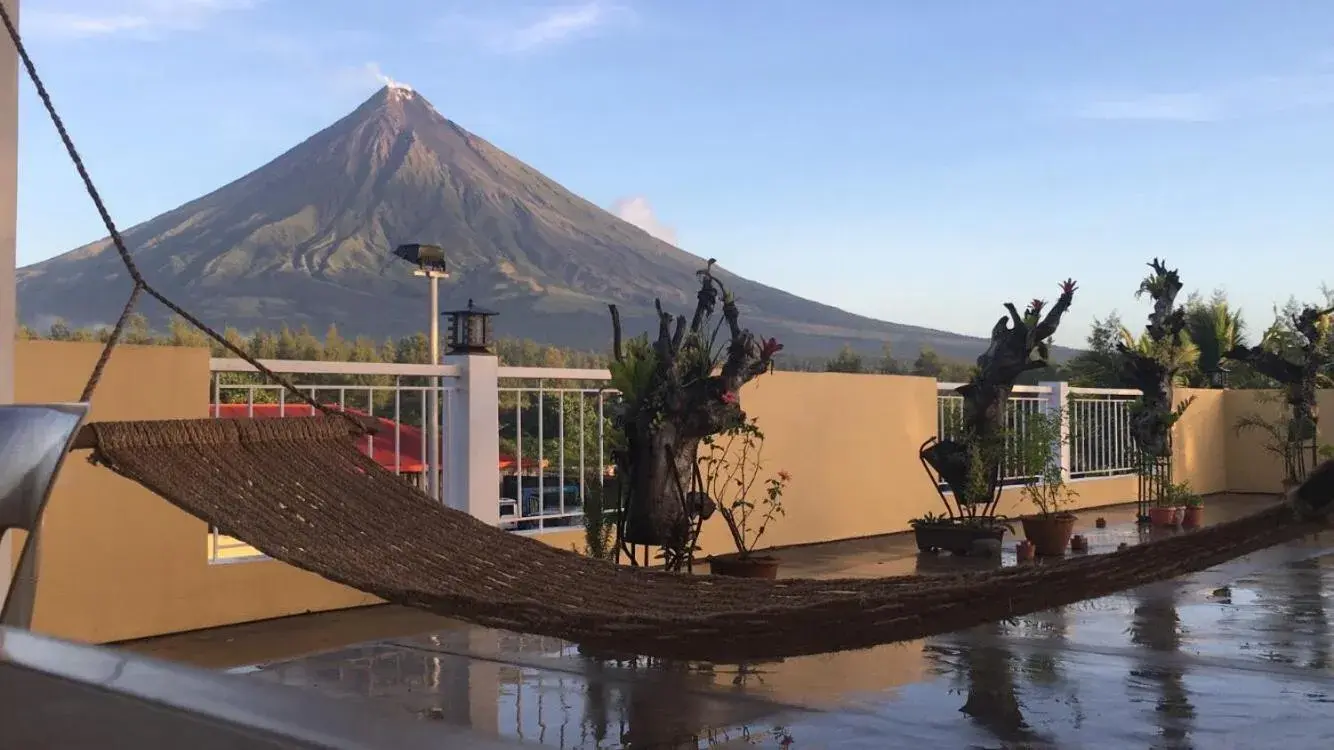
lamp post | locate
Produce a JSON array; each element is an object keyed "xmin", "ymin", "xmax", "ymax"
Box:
[{"xmin": 393, "ymin": 244, "xmax": 449, "ymax": 501}]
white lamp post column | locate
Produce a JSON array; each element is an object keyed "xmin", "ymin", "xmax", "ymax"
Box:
[
  {"xmin": 392, "ymin": 244, "xmax": 450, "ymax": 503},
  {"xmin": 427, "ymin": 274, "xmax": 440, "ymax": 501}
]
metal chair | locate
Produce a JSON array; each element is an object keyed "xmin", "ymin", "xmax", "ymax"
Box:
[{"xmin": 0, "ymin": 403, "xmax": 89, "ymax": 628}]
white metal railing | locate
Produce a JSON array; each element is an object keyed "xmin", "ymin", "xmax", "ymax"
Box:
[
  {"xmin": 935, "ymin": 382, "xmax": 1142, "ymax": 485},
  {"xmin": 1067, "ymin": 386, "xmax": 1140, "ymax": 479},
  {"xmin": 936, "ymin": 384, "xmax": 1050, "ymax": 483},
  {"xmin": 207, "ymin": 358, "xmax": 461, "ymax": 563},
  {"xmin": 496, "ymin": 366, "xmax": 618, "ymax": 534}
]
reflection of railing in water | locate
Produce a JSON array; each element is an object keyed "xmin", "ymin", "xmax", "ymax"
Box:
[{"xmin": 488, "ymin": 634, "xmax": 794, "ymax": 749}]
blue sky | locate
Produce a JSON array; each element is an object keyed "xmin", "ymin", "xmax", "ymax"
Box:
[{"xmin": 14, "ymin": 0, "xmax": 1334, "ymax": 347}]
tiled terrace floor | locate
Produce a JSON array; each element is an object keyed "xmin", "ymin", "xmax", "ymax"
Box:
[{"xmin": 125, "ymin": 494, "xmax": 1334, "ymax": 748}]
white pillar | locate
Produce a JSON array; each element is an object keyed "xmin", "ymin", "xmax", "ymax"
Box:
[
  {"xmin": 426, "ymin": 277, "xmax": 440, "ymax": 501},
  {"xmin": 1040, "ymin": 381, "xmax": 1072, "ymax": 480},
  {"xmin": 0, "ymin": 0, "xmax": 20, "ymax": 607},
  {"xmin": 442, "ymin": 353, "xmax": 500, "ymax": 525}
]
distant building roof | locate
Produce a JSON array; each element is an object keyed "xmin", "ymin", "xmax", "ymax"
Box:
[{"xmin": 212, "ymin": 403, "xmax": 542, "ymax": 472}]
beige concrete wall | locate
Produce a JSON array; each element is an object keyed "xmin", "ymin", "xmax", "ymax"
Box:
[
  {"xmin": 1221, "ymin": 389, "xmax": 1278, "ymax": 493},
  {"xmin": 1220, "ymin": 388, "xmax": 1334, "ymax": 495},
  {"xmin": 13, "ymin": 340, "xmax": 379, "ymax": 644},
  {"xmin": 1174, "ymin": 388, "xmax": 1228, "ymax": 495}
]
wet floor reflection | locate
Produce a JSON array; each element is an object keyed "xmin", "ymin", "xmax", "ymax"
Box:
[
  {"xmin": 1127, "ymin": 584, "xmax": 1196, "ymax": 748},
  {"xmin": 235, "ymin": 498, "xmax": 1334, "ymax": 748}
]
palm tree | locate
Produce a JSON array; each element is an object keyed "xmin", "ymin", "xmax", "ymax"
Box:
[
  {"xmin": 1184, "ymin": 294, "xmax": 1246, "ymax": 388},
  {"xmin": 1117, "ymin": 326, "xmax": 1200, "ymax": 384}
]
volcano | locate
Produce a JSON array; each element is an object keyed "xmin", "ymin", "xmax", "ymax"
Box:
[{"xmin": 17, "ymin": 84, "xmax": 994, "ymax": 359}]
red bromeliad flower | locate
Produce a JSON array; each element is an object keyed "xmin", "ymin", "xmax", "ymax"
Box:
[
  {"xmin": 760, "ymin": 337, "xmax": 784, "ymax": 359},
  {"xmin": 1060, "ymin": 278, "xmax": 1078, "ymax": 295},
  {"xmin": 720, "ymin": 391, "xmax": 738, "ymax": 405},
  {"xmin": 1028, "ymin": 298, "xmax": 1045, "ymax": 314}
]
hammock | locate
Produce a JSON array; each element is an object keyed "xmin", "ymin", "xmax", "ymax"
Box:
[
  {"xmin": 3, "ymin": 4, "xmax": 1333, "ymax": 664},
  {"xmin": 81, "ymin": 415, "xmax": 1334, "ymax": 663}
]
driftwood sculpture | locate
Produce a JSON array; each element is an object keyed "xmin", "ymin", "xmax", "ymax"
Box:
[
  {"xmin": 1118, "ymin": 259, "xmax": 1192, "ymax": 459},
  {"xmin": 1227, "ymin": 305, "xmax": 1334, "ymax": 483},
  {"xmin": 922, "ymin": 279, "xmax": 1077, "ymax": 515},
  {"xmin": 607, "ymin": 261, "xmax": 781, "ymax": 548}
]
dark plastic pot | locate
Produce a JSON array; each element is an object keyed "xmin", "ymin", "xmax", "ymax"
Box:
[
  {"xmin": 913, "ymin": 522, "xmax": 1007, "ymax": 556},
  {"xmin": 709, "ymin": 554, "xmax": 779, "ymax": 579}
]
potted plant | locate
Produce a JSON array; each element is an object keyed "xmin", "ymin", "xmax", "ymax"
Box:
[
  {"xmin": 1181, "ymin": 493, "xmax": 1204, "ymax": 528},
  {"xmin": 918, "ymin": 279, "xmax": 1078, "ymax": 556},
  {"xmin": 1146, "ymin": 481, "xmax": 1193, "ymax": 527},
  {"xmin": 700, "ymin": 417, "xmax": 790, "ymax": 579},
  {"xmin": 1017, "ymin": 406, "xmax": 1081, "ymax": 557}
]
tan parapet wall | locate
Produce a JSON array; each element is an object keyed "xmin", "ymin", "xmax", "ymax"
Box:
[{"xmin": 12, "ymin": 340, "xmax": 379, "ymax": 644}]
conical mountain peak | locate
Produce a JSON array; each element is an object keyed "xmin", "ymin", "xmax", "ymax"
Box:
[{"xmin": 16, "ymin": 85, "xmax": 1001, "ymax": 360}]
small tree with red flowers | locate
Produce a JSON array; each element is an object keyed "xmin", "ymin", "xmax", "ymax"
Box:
[{"xmin": 607, "ymin": 260, "xmax": 782, "ymax": 567}]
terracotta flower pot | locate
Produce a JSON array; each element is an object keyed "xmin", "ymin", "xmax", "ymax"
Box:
[
  {"xmin": 1015, "ymin": 539, "xmax": 1036, "ymax": 562},
  {"xmin": 709, "ymin": 554, "xmax": 779, "ymax": 579},
  {"xmin": 1147, "ymin": 506, "xmax": 1179, "ymax": 527},
  {"xmin": 1094, "ymin": 517, "xmax": 1107, "ymax": 529},
  {"xmin": 1070, "ymin": 534, "xmax": 1090, "ymax": 553},
  {"xmin": 1181, "ymin": 505, "xmax": 1204, "ymax": 528},
  {"xmin": 1020, "ymin": 514, "xmax": 1078, "ymax": 557}
]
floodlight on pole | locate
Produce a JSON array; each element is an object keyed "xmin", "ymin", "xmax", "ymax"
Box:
[{"xmin": 393, "ymin": 243, "xmax": 450, "ymax": 503}]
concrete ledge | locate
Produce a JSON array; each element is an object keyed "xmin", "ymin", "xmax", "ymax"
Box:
[{"xmin": 0, "ymin": 626, "xmax": 523, "ymax": 749}]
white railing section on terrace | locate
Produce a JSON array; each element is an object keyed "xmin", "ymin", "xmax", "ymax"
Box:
[
  {"xmin": 208, "ymin": 357, "xmax": 464, "ymax": 563},
  {"xmin": 203, "ymin": 357, "xmax": 618, "ymax": 561},
  {"xmin": 496, "ymin": 366, "xmax": 618, "ymax": 534},
  {"xmin": 936, "ymin": 382, "xmax": 1142, "ymax": 487},
  {"xmin": 200, "ymin": 356, "xmax": 1145, "ymax": 563}
]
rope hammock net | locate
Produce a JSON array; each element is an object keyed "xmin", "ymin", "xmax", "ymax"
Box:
[{"xmin": 6, "ymin": 6, "xmax": 1334, "ymax": 664}]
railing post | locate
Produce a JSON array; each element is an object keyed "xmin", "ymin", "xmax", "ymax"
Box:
[
  {"xmin": 442, "ymin": 354, "xmax": 501, "ymax": 526},
  {"xmin": 1040, "ymin": 381, "xmax": 1072, "ymax": 480}
]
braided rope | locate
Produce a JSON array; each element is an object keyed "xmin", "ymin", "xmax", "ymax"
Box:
[{"xmin": 0, "ymin": 4, "xmax": 362, "ymax": 433}]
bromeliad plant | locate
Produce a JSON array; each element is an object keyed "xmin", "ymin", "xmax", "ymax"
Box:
[{"xmin": 699, "ymin": 417, "xmax": 790, "ymax": 560}]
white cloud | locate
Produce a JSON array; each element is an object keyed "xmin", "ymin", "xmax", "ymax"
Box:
[
  {"xmin": 26, "ymin": 0, "xmax": 258, "ymax": 41},
  {"xmin": 505, "ymin": 1, "xmax": 612, "ymax": 52},
  {"xmin": 1074, "ymin": 71, "xmax": 1334, "ymax": 123},
  {"xmin": 611, "ymin": 196, "xmax": 677, "ymax": 245},
  {"xmin": 436, "ymin": 0, "xmax": 631, "ymax": 55}
]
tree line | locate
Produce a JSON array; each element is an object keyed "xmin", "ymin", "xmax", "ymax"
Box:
[
  {"xmin": 24, "ymin": 294, "xmax": 1309, "ymax": 390},
  {"xmin": 1060, "ymin": 288, "xmax": 1334, "ymax": 390},
  {"xmin": 22, "ymin": 314, "xmax": 986, "ymax": 375}
]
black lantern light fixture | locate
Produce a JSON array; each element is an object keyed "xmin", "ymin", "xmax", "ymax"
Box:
[
  {"xmin": 443, "ymin": 299, "xmax": 498, "ymax": 355},
  {"xmin": 392, "ymin": 243, "xmax": 449, "ymax": 278}
]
